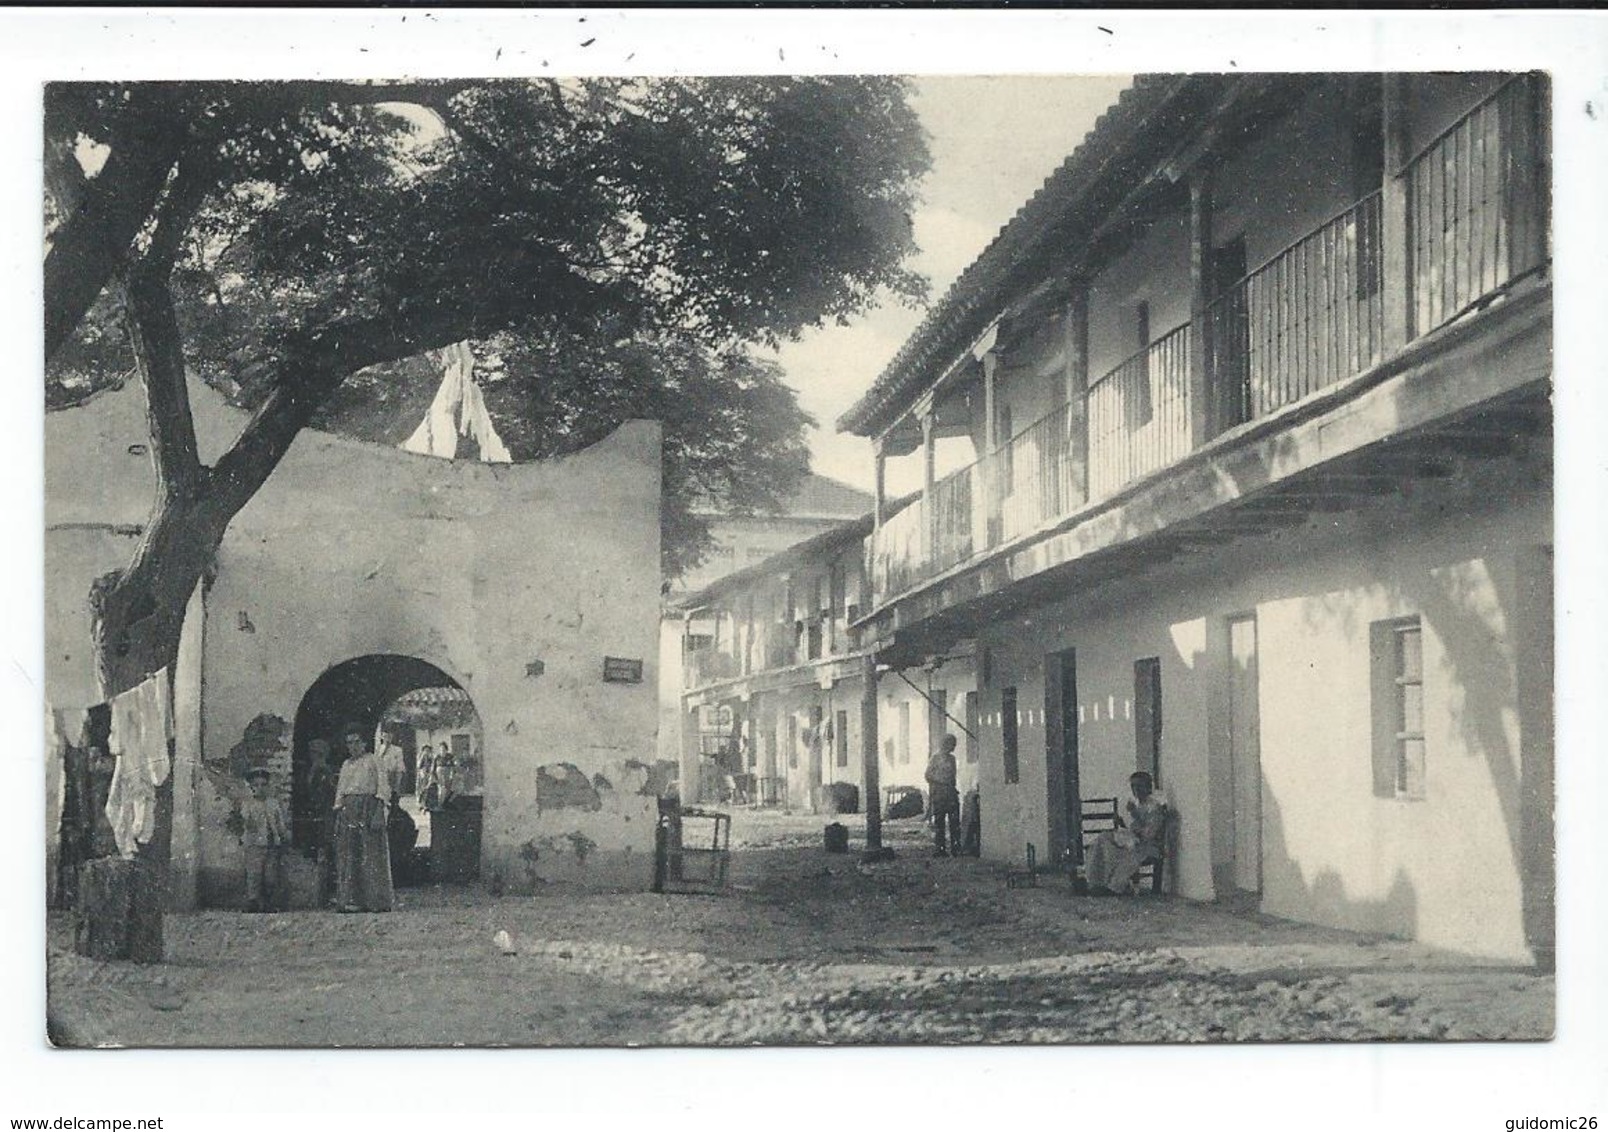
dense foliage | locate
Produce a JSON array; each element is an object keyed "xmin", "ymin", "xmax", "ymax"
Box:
[{"xmin": 46, "ymin": 78, "xmax": 929, "ymax": 576}]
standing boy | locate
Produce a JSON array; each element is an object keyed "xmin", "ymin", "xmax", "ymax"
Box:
[{"xmin": 241, "ymin": 766, "xmax": 290, "ymax": 912}]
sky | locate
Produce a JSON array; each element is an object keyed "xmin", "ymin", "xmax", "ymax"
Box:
[{"xmin": 775, "ymin": 74, "xmax": 1132, "ymax": 497}]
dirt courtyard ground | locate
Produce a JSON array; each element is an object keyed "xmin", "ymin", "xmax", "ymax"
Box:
[{"xmin": 46, "ymin": 810, "xmax": 1552, "ymax": 1047}]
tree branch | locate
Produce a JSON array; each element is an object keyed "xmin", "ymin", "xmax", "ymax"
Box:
[
  {"xmin": 123, "ymin": 275, "xmax": 202, "ymax": 501},
  {"xmin": 420, "ymin": 95, "xmax": 572, "ymax": 199},
  {"xmin": 138, "ymin": 145, "xmax": 218, "ymax": 279},
  {"xmin": 205, "ymin": 253, "xmax": 608, "ymax": 519},
  {"xmin": 43, "ymin": 86, "xmax": 189, "ymax": 362},
  {"xmin": 120, "ymin": 143, "xmax": 226, "ymax": 502},
  {"xmin": 277, "ymin": 78, "xmax": 481, "ymax": 110},
  {"xmin": 45, "ymin": 80, "xmax": 484, "ymax": 363}
]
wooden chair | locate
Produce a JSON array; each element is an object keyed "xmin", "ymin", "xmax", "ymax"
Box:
[
  {"xmin": 1079, "ymin": 796, "xmax": 1167, "ymax": 893},
  {"xmin": 1005, "ymin": 843, "xmax": 1040, "ymax": 889}
]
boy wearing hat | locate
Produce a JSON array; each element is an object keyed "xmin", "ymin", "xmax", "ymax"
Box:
[{"xmin": 241, "ymin": 766, "xmax": 290, "ymax": 912}]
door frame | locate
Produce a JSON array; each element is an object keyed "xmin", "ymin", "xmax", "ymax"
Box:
[
  {"xmin": 1043, "ymin": 648, "xmax": 1080, "ymax": 867},
  {"xmin": 1225, "ymin": 612, "xmax": 1263, "ymax": 897}
]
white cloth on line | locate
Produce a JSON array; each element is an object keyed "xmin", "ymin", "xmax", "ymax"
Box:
[
  {"xmin": 104, "ymin": 670, "xmax": 174, "ymax": 857},
  {"xmin": 45, "ymin": 706, "xmax": 88, "ymax": 862}
]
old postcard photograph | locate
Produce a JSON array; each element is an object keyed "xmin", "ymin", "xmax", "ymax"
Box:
[{"xmin": 10, "ymin": 6, "xmax": 1607, "ymax": 1130}]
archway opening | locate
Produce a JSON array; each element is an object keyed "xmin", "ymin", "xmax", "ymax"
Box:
[{"xmin": 292, "ymin": 654, "xmax": 484, "ymax": 888}]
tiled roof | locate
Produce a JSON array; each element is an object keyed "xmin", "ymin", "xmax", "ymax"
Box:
[
  {"xmin": 837, "ymin": 75, "xmax": 1194, "ymax": 437},
  {"xmin": 394, "ymin": 685, "xmax": 472, "ymax": 705},
  {"xmin": 780, "ymin": 473, "xmax": 875, "ymax": 519},
  {"xmin": 669, "ymin": 513, "xmax": 871, "ymax": 612},
  {"xmin": 671, "ymin": 490, "xmax": 920, "ymax": 612},
  {"xmin": 691, "ymin": 472, "xmax": 873, "ymax": 521}
]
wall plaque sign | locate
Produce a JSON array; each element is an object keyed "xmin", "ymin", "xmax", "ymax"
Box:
[{"xmin": 602, "ymin": 656, "xmax": 644, "ymax": 684}]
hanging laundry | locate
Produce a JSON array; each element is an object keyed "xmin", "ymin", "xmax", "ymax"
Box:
[
  {"xmin": 104, "ymin": 670, "xmax": 173, "ymax": 858},
  {"xmin": 47, "ymin": 707, "xmax": 87, "ymax": 818},
  {"xmin": 401, "ymin": 341, "xmax": 512, "ymax": 463}
]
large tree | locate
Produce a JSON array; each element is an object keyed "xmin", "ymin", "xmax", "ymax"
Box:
[{"xmin": 45, "ymin": 77, "xmax": 929, "ymax": 698}]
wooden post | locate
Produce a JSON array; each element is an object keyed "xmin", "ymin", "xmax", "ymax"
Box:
[
  {"xmin": 860, "ymin": 652, "xmax": 882, "ymax": 851},
  {"xmin": 128, "ymin": 782, "xmax": 171, "ymax": 963},
  {"xmin": 981, "ymin": 350, "xmax": 1001, "ymax": 546},
  {"xmin": 1188, "ymin": 169, "xmax": 1215, "ymax": 448},
  {"xmin": 1063, "ymin": 280, "xmax": 1090, "ymax": 505},
  {"xmin": 1380, "ymin": 73, "xmax": 1413, "ymax": 352},
  {"xmin": 872, "ymin": 439, "xmax": 887, "ymax": 531},
  {"xmin": 982, "ymin": 351, "xmax": 999, "ymax": 455},
  {"xmin": 1533, "ymin": 73, "xmax": 1552, "ymax": 267},
  {"xmin": 679, "ymin": 693, "xmax": 703, "ymax": 805},
  {"xmin": 920, "ymin": 408, "xmax": 936, "ymax": 563}
]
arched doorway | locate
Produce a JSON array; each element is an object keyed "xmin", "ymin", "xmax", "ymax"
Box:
[{"xmin": 291, "ymin": 655, "xmax": 484, "ymax": 887}]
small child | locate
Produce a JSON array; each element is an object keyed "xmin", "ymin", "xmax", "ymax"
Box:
[{"xmin": 241, "ymin": 767, "xmax": 290, "ymax": 912}]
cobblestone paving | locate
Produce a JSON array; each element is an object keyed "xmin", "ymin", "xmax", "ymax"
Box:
[{"xmin": 46, "ymin": 812, "xmax": 1551, "ymax": 1046}]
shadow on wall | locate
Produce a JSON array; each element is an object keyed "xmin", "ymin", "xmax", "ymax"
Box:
[
  {"xmin": 1089, "ymin": 447, "xmax": 1551, "ymax": 962},
  {"xmin": 1402, "ymin": 550, "xmax": 1552, "ymax": 968},
  {"xmin": 1176, "ymin": 431, "xmax": 1550, "ymax": 964},
  {"xmin": 1273, "ymin": 548, "xmax": 1552, "ymax": 965},
  {"xmin": 1260, "ymin": 781, "xmax": 1420, "ymax": 943}
]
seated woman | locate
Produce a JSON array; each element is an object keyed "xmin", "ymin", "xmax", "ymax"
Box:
[{"xmin": 1085, "ymin": 771, "xmax": 1169, "ymax": 895}]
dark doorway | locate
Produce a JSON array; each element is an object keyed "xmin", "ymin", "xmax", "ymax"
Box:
[
  {"xmin": 1134, "ymin": 657, "xmax": 1163, "ymax": 786},
  {"xmin": 1043, "ymin": 648, "xmax": 1080, "ymax": 867},
  {"xmin": 291, "ymin": 654, "xmax": 482, "ymax": 886}
]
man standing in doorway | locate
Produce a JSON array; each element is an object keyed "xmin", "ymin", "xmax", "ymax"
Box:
[
  {"xmin": 925, "ymin": 734, "xmax": 961, "ymax": 857},
  {"xmin": 377, "ymin": 727, "xmax": 406, "ymax": 800}
]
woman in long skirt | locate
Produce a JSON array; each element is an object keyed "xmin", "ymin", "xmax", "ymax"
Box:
[
  {"xmin": 1085, "ymin": 771, "xmax": 1169, "ymax": 895},
  {"xmin": 332, "ymin": 724, "xmax": 393, "ymax": 912}
]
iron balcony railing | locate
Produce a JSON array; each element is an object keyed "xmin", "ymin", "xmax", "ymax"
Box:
[
  {"xmin": 684, "ymin": 647, "xmax": 741, "ymax": 689},
  {"xmin": 864, "ymin": 79, "xmax": 1546, "ymax": 608},
  {"xmin": 993, "ymin": 399, "xmax": 1090, "ymax": 545},
  {"xmin": 1088, "ymin": 324, "xmax": 1193, "ymax": 501},
  {"xmin": 1406, "ymin": 75, "xmax": 1546, "ymax": 337},
  {"xmin": 1207, "ymin": 193, "xmax": 1385, "ymax": 431},
  {"xmin": 929, "ymin": 457, "xmax": 979, "ymax": 573},
  {"xmin": 870, "ymin": 494, "xmax": 927, "ymax": 602}
]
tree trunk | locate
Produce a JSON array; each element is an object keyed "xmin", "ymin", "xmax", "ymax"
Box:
[{"xmin": 83, "ymin": 496, "xmax": 224, "ymax": 964}]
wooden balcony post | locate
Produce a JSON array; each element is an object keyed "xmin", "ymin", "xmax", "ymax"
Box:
[
  {"xmin": 981, "ymin": 349, "xmax": 1001, "ymax": 545},
  {"xmin": 872, "ymin": 437, "xmax": 887, "ymax": 531},
  {"xmin": 1063, "ymin": 278, "xmax": 1090, "ymax": 503},
  {"xmin": 1188, "ymin": 168, "xmax": 1215, "ymax": 447},
  {"xmin": 860, "ymin": 652, "xmax": 883, "ymax": 851},
  {"xmin": 982, "ymin": 350, "xmax": 999, "ymax": 455},
  {"xmin": 679, "ymin": 696, "xmax": 704, "ymax": 805},
  {"xmin": 919, "ymin": 403, "xmax": 937, "ymax": 563},
  {"xmin": 1533, "ymin": 73, "xmax": 1552, "ymax": 266},
  {"xmin": 1380, "ymin": 73, "xmax": 1413, "ymax": 351}
]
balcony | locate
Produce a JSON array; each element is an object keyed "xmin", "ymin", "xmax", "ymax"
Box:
[
  {"xmin": 1207, "ymin": 194, "xmax": 1383, "ymax": 432},
  {"xmin": 1089, "ymin": 324, "xmax": 1192, "ymax": 500},
  {"xmin": 684, "ymin": 647, "xmax": 741, "ymax": 690},
  {"xmin": 867, "ymin": 77, "xmax": 1546, "ymax": 610}
]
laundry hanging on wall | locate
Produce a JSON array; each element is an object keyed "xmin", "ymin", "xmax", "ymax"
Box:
[{"xmin": 104, "ymin": 669, "xmax": 174, "ymax": 858}]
